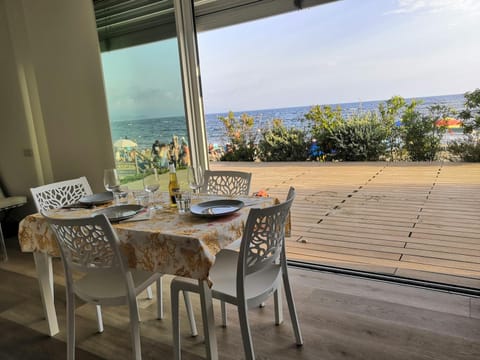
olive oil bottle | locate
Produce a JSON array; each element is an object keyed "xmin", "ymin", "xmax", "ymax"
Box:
[{"xmin": 168, "ymin": 162, "xmax": 179, "ymax": 207}]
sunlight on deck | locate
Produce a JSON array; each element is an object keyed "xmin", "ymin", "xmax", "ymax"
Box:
[{"xmin": 211, "ymin": 162, "xmax": 480, "ymax": 288}]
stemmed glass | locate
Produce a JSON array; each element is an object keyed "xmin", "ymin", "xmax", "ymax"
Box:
[
  {"xmin": 143, "ymin": 168, "xmax": 161, "ymax": 209},
  {"xmin": 103, "ymin": 169, "xmax": 120, "ymax": 193},
  {"xmin": 187, "ymin": 166, "xmax": 204, "ymax": 198}
]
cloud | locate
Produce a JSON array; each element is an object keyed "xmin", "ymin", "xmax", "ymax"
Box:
[{"xmin": 387, "ymin": 0, "xmax": 480, "ymax": 15}]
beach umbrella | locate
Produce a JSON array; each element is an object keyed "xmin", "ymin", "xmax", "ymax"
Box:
[
  {"xmin": 114, "ymin": 139, "xmax": 137, "ymax": 148},
  {"xmin": 435, "ymin": 118, "xmax": 463, "ymax": 129}
]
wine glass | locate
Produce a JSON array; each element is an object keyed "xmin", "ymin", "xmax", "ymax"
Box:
[
  {"xmin": 187, "ymin": 166, "xmax": 204, "ymax": 198},
  {"xmin": 143, "ymin": 168, "xmax": 161, "ymax": 209},
  {"xmin": 103, "ymin": 169, "xmax": 120, "ymax": 193}
]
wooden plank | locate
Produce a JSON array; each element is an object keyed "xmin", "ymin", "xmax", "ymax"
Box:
[{"xmin": 212, "ymin": 162, "xmax": 480, "ymax": 286}]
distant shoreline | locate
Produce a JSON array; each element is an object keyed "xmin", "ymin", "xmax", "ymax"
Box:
[{"xmin": 110, "ymin": 93, "xmax": 466, "ymax": 150}]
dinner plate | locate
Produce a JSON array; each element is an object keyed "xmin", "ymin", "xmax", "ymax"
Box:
[
  {"xmin": 190, "ymin": 199, "xmax": 244, "ymax": 218},
  {"xmin": 79, "ymin": 192, "xmax": 114, "ymax": 205},
  {"xmin": 93, "ymin": 204, "xmax": 144, "ymax": 222}
]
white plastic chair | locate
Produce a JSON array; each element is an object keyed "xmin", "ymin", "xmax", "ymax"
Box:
[
  {"xmin": 30, "ymin": 176, "xmax": 93, "ymax": 211},
  {"xmin": 43, "ymin": 213, "xmax": 162, "ymax": 360},
  {"xmin": 30, "ymin": 177, "xmax": 157, "ymax": 333},
  {"xmin": 200, "ymin": 170, "xmax": 253, "ymax": 325},
  {"xmin": 31, "ymin": 177, "xmax": 110, "ymax": 332},
  {"xmin": 0, "ymin": 185, "xmax": 27, "ymax": 261},
  {"xmin": 171, "ymin": 187, "xmax": 303, "ymax": 360},
  {"xmin": 201, "ymin": 170, "xmax": 252, "ymax": 196}
]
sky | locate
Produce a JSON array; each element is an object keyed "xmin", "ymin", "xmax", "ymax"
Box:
[{"xmin": 101, "ymin": 0, "xmax": 480, "ymax": 120}]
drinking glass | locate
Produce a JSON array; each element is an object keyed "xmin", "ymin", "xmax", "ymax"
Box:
[
  {"xmin": 103, "ymin": 169, "xmax": 120, "ymax": 193},
  {"xmin": 143, "ymin": 168, "xmax": 161, "ymax": 209},
  {"xmin": 187, "ymin": 166, "xmax": 204, "ymax": 197}
]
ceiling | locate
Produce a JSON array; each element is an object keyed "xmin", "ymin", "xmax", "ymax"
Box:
[{"xmin": 93, "ymin": 0, "xmax": 336, "ymax": 51}]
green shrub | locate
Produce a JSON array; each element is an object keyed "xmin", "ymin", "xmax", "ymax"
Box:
[
  {"xmin": 448, "ymin": 135, "xmax": 480, "ymax": 162},
  {"xmin": 258, "ymin": 119, "xmax": 308, "ymax": 161},
  {"xmin": 448, "ymin": 89, "xmax": 480, "ymax": 162},
  {"xmin": 378, "ymin": 96, "xmax": 407, "ymax": 159},
  {"xmin": 458, "ymin": 88, "xmax": 480, "ymax": 134},
  {"xmin": 327, "ymin": 112, "xmax": 387, "ymax": 161},
  {"xmin": 401, "ymin": 102, "xmax": 447, "ymax": 161},
  {"xmin": 304, "ymin": 105, "xmax": 344, "ymax": 155},
  {"xmin": 218, "ymin": 111, "xmax": 256, "ymax": 161}
]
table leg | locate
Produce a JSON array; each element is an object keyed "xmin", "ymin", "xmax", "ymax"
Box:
[
  {"xmin": 33, "ymin": 252, "xmax": 59, "ymax": 336},
  {"xmin": 198, "ymin": 280, "xmax": 218, "ymax": 360}
]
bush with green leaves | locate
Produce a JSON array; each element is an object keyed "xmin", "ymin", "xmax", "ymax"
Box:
[
  {"xmin": 304, "ymin": 104, "xmax": 388, "ymax": 161},
  {"xmin": 400, "ymin": 102, "xmax": 448, "ymax": 161},
  {"xmin": 218, "ymin": 111, "xmax": 257, "ymax": 161},
  {"xmin": 304, "ymin": 105, "xmax": 344, "ymax": 155},
  {"xmin": 257, "ymin": 119, "xmax": 308, "ymax": 161},
  {"xmin": 448, "ymin": 89, "xmax": 480, "ymax": 162},
  {"xmin": 327, "ymin": 111, "xmax": 388, "ymax": 161},
  {"xmin": 448, "ymin": 135, "xmax": 480, "ymax": 162},
  {"xmin": 378, "ymin": 95, "xmax": 406, "ymax": 159}
]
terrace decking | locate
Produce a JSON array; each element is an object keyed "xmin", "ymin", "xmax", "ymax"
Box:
[{"xmin": 211, "ymin": 162, "xmax": 480, "ymax": 289}]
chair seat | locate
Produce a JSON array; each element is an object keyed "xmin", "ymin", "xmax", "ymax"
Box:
[
  {"xmin": 75, "ymin": 269, "xmax": 161, "ymax": 306},
  {"xmin": 0, "ymin": 196, "xmax": 27, "ymax": 211},
  {"xmin": 174, "ymin": 249, "xmax": 282, "ymax": 306}
]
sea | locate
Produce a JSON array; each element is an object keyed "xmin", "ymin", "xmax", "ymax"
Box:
[{"xmin": 110, "ymin": 93, "xmax": 466, "ymax": 149}]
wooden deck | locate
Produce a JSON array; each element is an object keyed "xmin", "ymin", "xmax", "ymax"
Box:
[{"xmin": 211, "ymin": 162, "xmax": 480, "ymax": 289}]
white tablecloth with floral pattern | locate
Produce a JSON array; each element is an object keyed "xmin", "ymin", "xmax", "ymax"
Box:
[{"xmin": 18, "ymin": 194, "xmax": 275, "ymax": 281}]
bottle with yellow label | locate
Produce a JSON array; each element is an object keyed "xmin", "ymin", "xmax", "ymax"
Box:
[{"xmin": 168, "ymin": 162, "xmax": 179, "ymax": 207}]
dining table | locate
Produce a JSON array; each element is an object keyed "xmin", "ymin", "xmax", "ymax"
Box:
[{"xmin": 17, "ymin": 192, "xmax": 276, "ymax": 360}]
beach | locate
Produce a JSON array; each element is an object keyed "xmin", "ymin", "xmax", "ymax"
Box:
[{"xmin": 110, "ymin": 93, "xmax": 466, "ymax": 151}]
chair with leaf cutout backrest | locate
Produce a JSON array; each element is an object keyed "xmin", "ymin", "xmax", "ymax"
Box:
[
  {"xmin": 198, "ymin": 170, "xmax": 253, "ymax": 326},
  {"xmin": 43, "ymin": 213, "xmax": 162, "ymax": 360},
  {"xmin": 32, "ymin": 177, "xmax": 198, "ymax": 341},
  {"xmin": 0, "ymin": 184, "xmax": 27, "ymax": 261},
  {"xmin": 201, "ymin": 170, "xmax": 252, "ymax": 196},
  {"xmin": 30, "ymin": 177, "xmax": 110, "ymax": 332},
  {"xmin": 171, "ymin": 187, "xmax": 302, "ymax": 360},
  {"xmin": 30, "ymin": 176, "xmax": 92, "ymax": 211}
]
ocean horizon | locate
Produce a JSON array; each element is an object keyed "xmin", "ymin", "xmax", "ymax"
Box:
[{"xmin": 110, "ymin": 93, "xmax": 466, "ymax": 149}]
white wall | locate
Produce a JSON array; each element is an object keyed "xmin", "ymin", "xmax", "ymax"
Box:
[{"xmin": 0, "ymin": 0, "xmax": 115, "ymax": 217}]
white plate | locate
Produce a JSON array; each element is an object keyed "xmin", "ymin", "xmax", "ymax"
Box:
[
  {"xmin": 190, "ymin": 199, "xmax": 244, "ymax": 218},
  {"xmin": 79, "ymin": 192, "xmax": 113, "ymax": 205},
  {"xmin": 93, "ymin": 204, "xmax": 144, "ymax": 222}
]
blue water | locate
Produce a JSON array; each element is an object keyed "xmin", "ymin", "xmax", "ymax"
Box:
[{"xmin": 110, "ymin": 93, "xmax": 466, "ymax": 149}]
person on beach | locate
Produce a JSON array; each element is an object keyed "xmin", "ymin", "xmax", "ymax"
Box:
[
  {"xmin": 179, "ymin": 137, "xmax": 190, "ymax": 167},
  {"xmin": 158, "ymin": 144, "xmax": 169, "ymax": 168},
  {"xmin": 152, "ymin": 140, "xmax": 161, "ymax": 158}
]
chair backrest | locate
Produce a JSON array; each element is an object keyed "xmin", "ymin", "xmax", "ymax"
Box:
[
  {"xmin": 238, "ymin": 187, "xmax": 295, "ymax": 279},
  {"xmin": 30, "ymin": 177, "xmax": 93, "ymax": 211},
  {"xmin": 0, "ymin": 183, "xmax": 27, "ymax": 212},
  {"xmin": 43, "ymin": 213, "xmax": 126, "ymax": 274},
  {"xmin": 201, "ymin": 170, "xmax": 252, "ymax": 196}
]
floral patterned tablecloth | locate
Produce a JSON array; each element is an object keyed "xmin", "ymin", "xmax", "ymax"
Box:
[{"xmin": 18, "ymin": 195, "xmax": 275, "ymax": 281}]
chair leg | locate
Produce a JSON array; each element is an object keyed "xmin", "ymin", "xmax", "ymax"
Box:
[
  {"xmin": 0, "ymin": 223, "xmax": 7, "ymax": 262},
  {"xmin": 95, "ymin": 305, "xmax": 104, "ymax": 333},
  {"xmin": 128, "ymin": 293, "xmax": 142, "ymax": 360},
  {"xmin": 282, "ymin": 271, "xmax": 303, "ymax": 345},
  {"xmin": 183, "ymin": 291, "xmax": 198, "ymax": 336},
  {"xmin": 221, "ymin": 300, "xmax": 227, "ymax": 327},
  {"xmin": 199, "ymin": 280, "xmax": 218, "ymax": 360},
  {"xmin": 274, "ymin": 286, "xmax": 283, "ymax": 325},
  {"xmin": 66, "ymin": 289, "xmax": 76, "ymax": 360},
  {"xmin": 146, "ymin": 285, "xmax": 153, "ymax": 300},
  {"xmin": 171, "ymin": 281, "xmax": 182, "ymax": 360},
  {"xmin": 237, "ymin": 302, "xmax": 255, "ymax": 360},
  {"xmin": 156, "ymin": 278, "xmax": 163, "ymax": 319}
]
